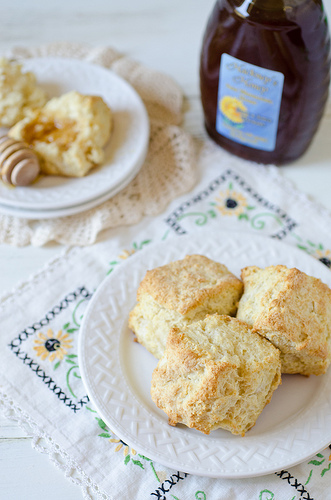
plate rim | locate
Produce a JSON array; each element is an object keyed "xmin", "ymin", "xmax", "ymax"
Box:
[
  {"xmin": 78, "ymin": 231, "xmax": 331, "ymax": 478},
  {"xmin": 0, "ymin": 56, "xmax": 149, "ymax": 210},
  {"xmin": 0, "ymin": 141, "xmax": 146, "ymax": 219}
]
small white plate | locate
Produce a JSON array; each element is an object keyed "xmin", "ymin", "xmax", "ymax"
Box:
[
  {"xmin": 0, "ymin": 57, "xmax": 149, "ymax": 211},
  {"xmin": 0, "ymin": 148, "xmax": 144, "ymax": 219},
  {"xmin": 78, "ymin": 231, "xmax": 331, "ymax": 478}
]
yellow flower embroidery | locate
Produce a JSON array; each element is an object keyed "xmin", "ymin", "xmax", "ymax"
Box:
[
  {"xmin": 315, "ymin": 248, "xmax": 331, "ymax": 268},
  {"xmin": 220, "ymin": 96, "xmax": 247, "ymax": 124},
  {"xmin": 215, "ymin": 189, "xmax": 248, "ymax": 216},
  {"xmin": 33, "ymin": 329, "xmax": 73, "ymax": 362},
  {"xmin": 119, "ymin": 249, "xmax": 136, "ymax": 260},
  {"xmin": 109, "ymin": 437, "xmax": 136, "ymax": 456}
]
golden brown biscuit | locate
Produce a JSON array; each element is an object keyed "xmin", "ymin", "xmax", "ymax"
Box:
[
  {"xmin": 151, "ymin": 314, "xmax": 281, "ymax": 436},
  {"xmin": 237, "ymin": 265, "xmax": 331, "ymax": 376},
  {"xmin": 129, "ymin": 254, "xmax": 243, "ymax": 358},
  {"xmin": 0, "ymin": 58, "xmax": 47, "ymax": 128},
  {"xmin": 9, "ymin": 90, "xmax": 112, "ymax": 177}
]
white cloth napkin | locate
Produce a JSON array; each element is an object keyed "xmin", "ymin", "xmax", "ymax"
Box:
[{"xmin": 1, "ymin": 137, "xmax": 331, "ymax": 499}]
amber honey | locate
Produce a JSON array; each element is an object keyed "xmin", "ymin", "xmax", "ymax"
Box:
[
  {"xmin": 200, "ymin": 0, "xmax": 331, "ymax": 164},
  {"xmin": 24, "ymin": 116, "xmax": 77, "ymax": 150}
]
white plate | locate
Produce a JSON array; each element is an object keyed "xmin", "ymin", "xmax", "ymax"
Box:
[
  {"xmin": 0, "ymin": 149, "xmax": 144, "ymax": 219},
  {"xmin": 0, "ymin": 57, "xmax": 149, "ymax": 210},
  {"xmin": 78, "ymin": 231, "xmax": 331, "ymax": 478}
]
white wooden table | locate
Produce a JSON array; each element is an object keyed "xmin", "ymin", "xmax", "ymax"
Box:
[{"xmin": 0, "ymin": 1, "xmax": 330, "ymax": 498}]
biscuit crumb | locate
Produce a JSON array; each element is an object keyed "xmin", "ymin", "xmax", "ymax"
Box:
[
  {"xmin": 9, "ymin": 90, "xmax": 112, "ymax": 177},
  {"xmin": 0, "ymin": 58, "xmax": 47, "ymax": 128}
]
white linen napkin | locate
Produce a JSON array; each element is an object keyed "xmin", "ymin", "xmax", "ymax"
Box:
[{"xmin": 1, "ymin": 138, "xmax": 331, "ymax": 500}]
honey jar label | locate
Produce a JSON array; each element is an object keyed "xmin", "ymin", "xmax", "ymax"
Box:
[{"xmin": 216, "ymin": 54, "xmax": 284, "ymax": 151}]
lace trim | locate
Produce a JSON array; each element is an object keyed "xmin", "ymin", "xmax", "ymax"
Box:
[{"xmin": 0, "ymin": 390, "xmax": 111, "ymax": 500}]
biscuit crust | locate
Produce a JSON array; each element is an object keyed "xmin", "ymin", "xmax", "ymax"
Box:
[
  {"xmin": 136, "ymin": 254, "xmax": 242, "ymax": 315},
  {"xmin": 129, "ymin": 255, "xmax": 243, "ymax": 358},
  {"xmin": 151, "ymin": 314, "xmax": 281, "ymax": 436},
  {"xmin": 9, "ymin": 90, "xmax": 112, "ymax": 177},
  {"xmin": 237, "ymin": 265, "xmax": 331, "ymax": 376}
]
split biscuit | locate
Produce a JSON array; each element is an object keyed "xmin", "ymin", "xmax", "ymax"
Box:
[
  {"xmin": 237, "ymin": 265, "xmax": 331, "ymax": 376},
  {"xmin": 151, "ymin": 314, "xmax": 281, "ymax": 436},
  {"xmin": 128, "ymin": 254, "xmax": 243, "ymax": 359},
  {"xmin": 0, "ymin": 58, "xmax": 47, "ymax": 128},
  {"xmin": 9, "ymin": 90, "xmax": 112, "ymax": 177}
]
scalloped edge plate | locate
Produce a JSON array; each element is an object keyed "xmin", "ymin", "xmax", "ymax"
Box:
[{"xmin": 78, "ymin": 231, "xmax": 331, "ymax": 478}]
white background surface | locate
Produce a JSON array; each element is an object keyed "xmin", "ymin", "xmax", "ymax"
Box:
[{"xmin": 0, "ymin": 1, "xmax": 331, "ymax": 498}]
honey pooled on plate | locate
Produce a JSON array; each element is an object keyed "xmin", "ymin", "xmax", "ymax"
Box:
[{"xmin": 9, "ymin": 90, "xmax": 112, "ymax": 177}]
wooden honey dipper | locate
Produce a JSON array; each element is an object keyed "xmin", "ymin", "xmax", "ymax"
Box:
[{"xmin": 0, "ymin": 135, "xmax": 40, "ymax": 186}]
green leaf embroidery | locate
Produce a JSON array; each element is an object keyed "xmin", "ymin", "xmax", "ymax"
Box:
[
  {"xmin": 54, "ymin": 361, "xmax": 61, "ymax": 370},
  {"xmin": 63, "ymin": 322, "xmax": 70, "ymax": 329},
  {"xmin": 98, "ymin": 433, "xmax": 112, "ymax": 438},
  {"xmin": 238, "ymin": 213, "xmax": 249, "ymax": 221},
  {"xmin": 161, "ymin": 229, "xmax": 170, "ymax": 240},
  {"xmin": 124, "ymin": 455, "xmax": 130, "ymax": 465},
  {"xmin": 140, "ymin": 239, "xmax": 152, "ymax": 247},
  {"xmin": 309, "ymin": 458, "xmax": 325, "ymax": 466},
  {"xmin": 305, "ymin": 469, "xmax": 313, "ymax": 485},
  {"xmin": 66, "ymin": 354, "xmax": 78, "ymax": 359},
  {"xmin": 86, "ymin": 406, "xmax": 97, "ymax": 413},
  {"xmin": 321, "ymin": 463, "xmax": 331, "ymax": 476},
  {"xmin": 131, "ymin": 459, "xmax": 144, "ymax": 469},
  {"xmin": 96, "ymin": 418, "xmax": 108, "ymax": 430},
  {"xmin": 309, "ymin": 460, "xmax": 324, "ymax": 465},
  {"xmin": 66, "ymin": 328, "xmax": 78, "ymax": 333}
]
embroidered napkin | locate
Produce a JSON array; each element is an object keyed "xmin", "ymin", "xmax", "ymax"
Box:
[{"xmin": 1, "ymin": 136, "xmax": 331, "ymax": 500}]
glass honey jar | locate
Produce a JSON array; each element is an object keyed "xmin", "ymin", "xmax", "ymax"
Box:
[{"xmin": 200, "ymin": 0, "xmax": 331, "ymax": 164}]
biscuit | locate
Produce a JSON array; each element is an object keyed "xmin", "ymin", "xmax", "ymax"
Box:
[
  {"xmin": 9, "ymin": 90, "xmax": 112, "ymax": 177},
  {"xmin": 128, "ymin": 254, "xmax": 243, "ymax": 358},
  {"xmin": 237, "ymin": 265, "xmax": 331, "ymax": 376},
  {"xmin": 151, "ymin": 314, "xmax": 281, "ymax": 436},
  {"xmin": 0, "ymin": 58, "xmax": 47, "ymax": 127}
]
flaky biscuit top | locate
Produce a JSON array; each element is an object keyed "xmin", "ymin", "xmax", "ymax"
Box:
[
  {"xmin": 237, "ymin": 265, "xmax": 331, "ymax": 375},
  {"xmin": 137, "ymin": 254, "xmax": 243, "ymax": 315}
]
